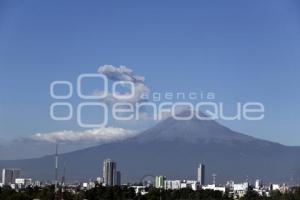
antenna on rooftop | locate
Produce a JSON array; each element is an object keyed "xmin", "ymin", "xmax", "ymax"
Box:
[{"xmin": 54, "ymin": 142, "xmax": 59, "ymax": 192}]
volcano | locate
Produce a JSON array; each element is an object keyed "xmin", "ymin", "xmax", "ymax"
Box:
[{"xmin": 0, "ymin": 110, "xmax": 300, "ymax": 184}]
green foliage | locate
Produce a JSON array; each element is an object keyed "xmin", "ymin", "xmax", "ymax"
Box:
[
  {"xmin": 240, "ymin": 190, "xmax": 262, "ymax": 200},
  {"xmin": 0, "ymin": 185, "xmax": 300, "ymax": 200}
]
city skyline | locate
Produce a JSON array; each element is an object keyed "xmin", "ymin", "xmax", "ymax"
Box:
[{"xmin": 0, "ymin": 158, "xmax": 296, "ymax": 200}]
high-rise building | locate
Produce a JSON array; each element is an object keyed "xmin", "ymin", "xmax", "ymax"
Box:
[
  {"xmin": 103, "ymin": 159, "xmax": 117, "ymax": 186},
  {"xmin": 155, "ymin": 175, "xmax": 165, "ymax": 188},
  {"xmin": 116, "ymin": 171, "xmax": 121, "ymax": 186},
  {"xmin": 197, "ymin": 164, "xmax": 205, "ymax": 185},
  {"xmin": 2, "ymin": 169, "xmax": 13, "ymax": 185},
  {"xmin": 2, "ymin": 168, "xmax": 21, "ymax": 185}
]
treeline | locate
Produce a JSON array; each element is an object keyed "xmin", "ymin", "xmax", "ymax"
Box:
[
  {"xmin": 0, "ymin": 184, "xmax": 300, "ymax": 200},
  {"xmin": 241, "ymin": 188, "xmax": 300, "ymax": 200}
]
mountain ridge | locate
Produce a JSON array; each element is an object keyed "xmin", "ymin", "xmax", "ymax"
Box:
[{"xmin": 0, "ymin": 112, "xmax": 299, "ymax": 184}]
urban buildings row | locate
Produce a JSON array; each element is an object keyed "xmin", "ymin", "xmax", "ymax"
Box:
[
  {"xmin": 0, "ymin": 160, "xmax": 294, "ymax": 199},
  {"xmin": 1, "ymin": 168, "xmax": 21, "ymax": 185},
  {"xmin": 150, "ymin": 175, "xmax": 288, "ymax": 198},
  {"xmin": 0, "ymin": 168, "xmax": 33, "ymax": 189}
]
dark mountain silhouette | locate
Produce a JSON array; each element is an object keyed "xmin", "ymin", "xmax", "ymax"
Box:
[{"xmin": 1, "ymin": 110, "xmax": 300, "ymax": 184}]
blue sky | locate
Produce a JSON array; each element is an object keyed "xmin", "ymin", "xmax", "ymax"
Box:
[{"xmin": 0, "ymin": 0, "xmax": 300, "ymax": 155}]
